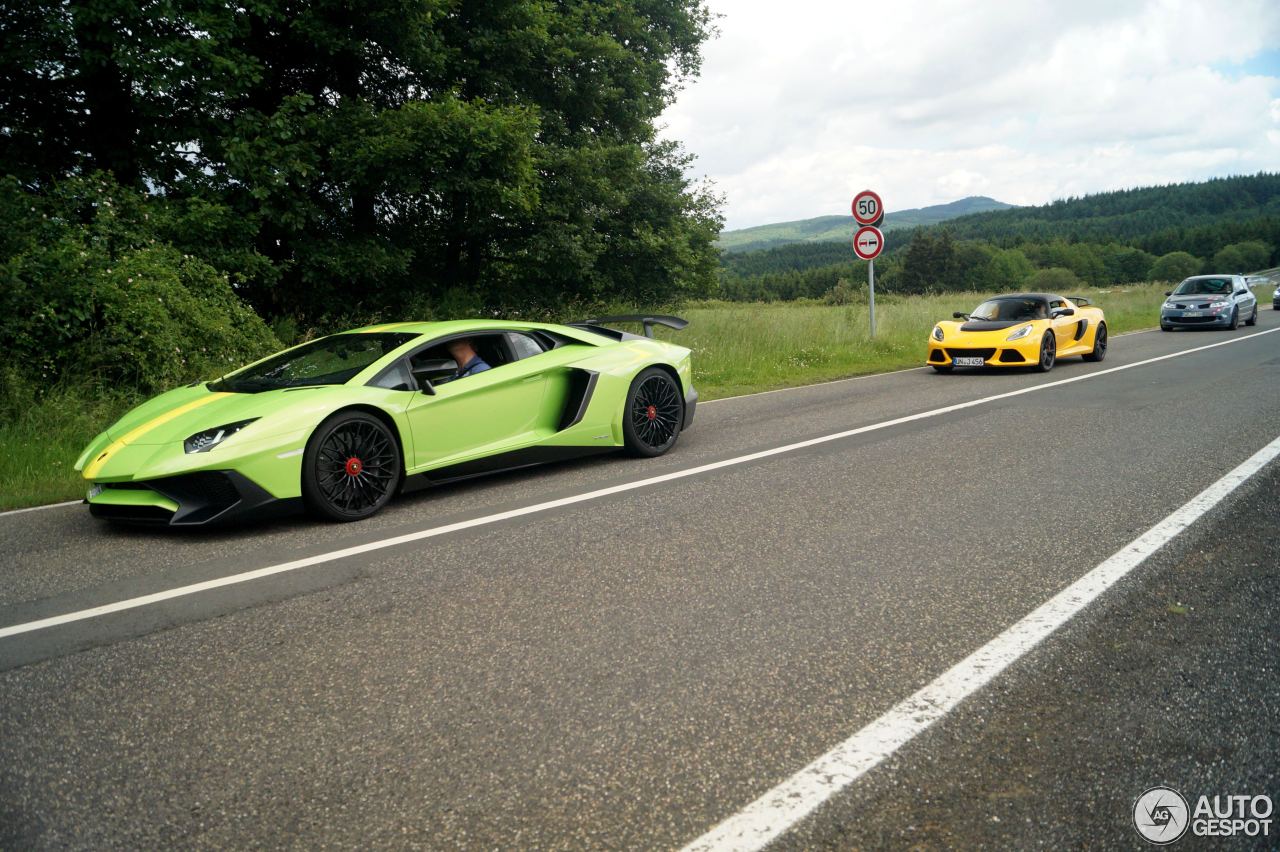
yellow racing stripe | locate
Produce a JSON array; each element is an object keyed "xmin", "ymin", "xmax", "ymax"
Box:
[
  {"xmin": 83, "ymin": 393, "xmax": 231, "ymax": 480},
  {"xmin": 360, "ymin": 322, "xmax": 420, "ymax": 333}
]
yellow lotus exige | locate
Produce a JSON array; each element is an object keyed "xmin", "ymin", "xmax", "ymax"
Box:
[{"xmin": 926, "ymin": 292, "xmax": 1107, "ymax": 373}]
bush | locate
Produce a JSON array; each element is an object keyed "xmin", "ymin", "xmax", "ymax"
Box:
[
  {"xmin": 1212, "ymin": 240, "xmax": 1272, "ymax": 274},
  {"xmin": 1148, "ymin": 251, "xmax": 1201, "ymax": 282},
  {"xmin": 0, "ymin": 175, "xmax": 279, "ymax": 400},
  {"xmin": 1026, "ymin": 267, "xmax": 1082, "ymax": 291}
]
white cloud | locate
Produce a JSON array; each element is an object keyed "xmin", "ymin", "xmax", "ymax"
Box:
[{"xmin": 662, "ymin": 0, "xmax": 1280, "ymax": 229}]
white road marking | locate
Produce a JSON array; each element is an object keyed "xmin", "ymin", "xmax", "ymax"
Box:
[
  {"xmin": 680, "ymin": 428, "xmax": 1280, "ymax": 852},
  {"xmin": 701, "ymin": 326, "xmax": 1158, "ymax": 405},
  {"xmin": 0, "ymin": 500, "xmax": 81, "ymax": 518},
  {"xmin": 0, "ymin": 326, "xmax": 1275, "ymax": 641}
]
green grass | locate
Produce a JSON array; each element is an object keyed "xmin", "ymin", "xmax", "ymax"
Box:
[
  {"xmin": 659, "ymin": 282, "xmax": 1178, "ymax": 399},
  {"xmin": 0, "ymin": 387, "xmax": 141, "ymax": 511},
  {"xmin": 1, "ymin": 280, "xmax": 1270, "ymax": 510}
]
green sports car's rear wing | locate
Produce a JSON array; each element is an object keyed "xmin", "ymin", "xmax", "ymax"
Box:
[{"xmin": 569, "ymin": 315, "xmax": 688, "ymax": 339}]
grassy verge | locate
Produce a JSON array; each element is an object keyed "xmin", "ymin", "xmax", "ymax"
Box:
[
  {"xmin": 0, "ymin": 388, "xmax": 141, "ymax": 511},
  {"xmin": 662, "ymin": 282, "xmax": 1177, "ymax": 399},
  {"xmin": 1, "ymin": 281, "xmax": 1268, "ymax": 511}
]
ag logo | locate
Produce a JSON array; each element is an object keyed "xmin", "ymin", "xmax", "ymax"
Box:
[{"xmin": 1134, "ymin": 786, "xmax": 1190, "ymax": 844}]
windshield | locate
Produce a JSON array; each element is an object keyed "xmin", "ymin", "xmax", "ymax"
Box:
[
  {"xmin": 210, "ymin": 333, "xmax": 418, "ymax": 393},
  {"xmin": 968, "ymin": 297, "xmax": 1047, "ymax": 322},
  {"xmin": 1172, "ymin": 278, "xmax": 1232, "ymax": 296}
]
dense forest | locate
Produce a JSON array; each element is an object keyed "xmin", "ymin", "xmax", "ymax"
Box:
[
  {"xmin": 719, "ymin": 174, "xmax": 1280, "ymax": 302},
  {"xmin": 0, "ymin": 0, "xmax": 719, "ymax": 401}
]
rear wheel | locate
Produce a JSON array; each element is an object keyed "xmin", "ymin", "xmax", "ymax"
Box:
[
  {"xmin": 1246, "ymin": 306, "xmax": 1258, "ymax": 326},
  {"xmin": 303, "ymin": 411, "xmax": 401, "ymax": 522},
  {"xmin": 1082, "ymin": 322, "xmax": 1107, "ymax": 362},
  {"xmin": 623, "ymin": 368, "xmax": 683, "ymax": 457},
  {"xmin": 1034, "ymin": 332, "xmax": 1056, "ymax": 372}
]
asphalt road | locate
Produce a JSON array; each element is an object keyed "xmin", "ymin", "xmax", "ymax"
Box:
[{"xmin": 3, "ymin": 309, "xmax": 1279, "ymax": 849}]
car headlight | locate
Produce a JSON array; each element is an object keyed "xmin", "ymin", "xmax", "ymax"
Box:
[
  {"xmin": 931, "ymin": 325, "xmax": 944, "ymax": 342},
  {"xmin": 1207, "ymin": 299, "xmax": 1228, "ymax": 308},
  {"xmin": 1006, "ymin": 324, "xmax": 1034, "ymax": 341},
  {"xmin": 184, "ymin": 419, "xmax": 258, "ymax": 454}
]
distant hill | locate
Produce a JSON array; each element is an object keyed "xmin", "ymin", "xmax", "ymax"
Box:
[
  {"xmin": 716, "ymin": 173, "xmax": 1280, "ymax": 302},
  {"xmin": 717, "ymin": 196, "xmax": 1015, "ymax": 253}
]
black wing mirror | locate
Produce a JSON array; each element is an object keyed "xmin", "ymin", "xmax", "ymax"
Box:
[
  {"xmin": 952, "ymin": 311, "xmax": 970, "ymax": 319},
  {"xmin": 1164, "ymin": 291, "xmax": 1172, "ymax": 296},
  {"xmin": 1051, "ymin": 307, "xmax": 1075, "ymax": 318},
  {"xmin": 419, "ymin": 377, "xmax": 436, "ymax": 396}
]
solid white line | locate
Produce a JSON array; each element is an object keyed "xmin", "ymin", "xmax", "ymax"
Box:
[
  {"xmin": 681, "ymin": 428, "xmax": 1280, "ymax": 852},
  {"xmin": 0, "ymin": 500, "xmax": 81, "ymax": 518},
  {"xmin": 700, "ymin": 326, "xmax": 1158, "ymax": 405},
  {"xmin": 1, "ymin": 326, "xmax": 1276, "ymax": 641}
]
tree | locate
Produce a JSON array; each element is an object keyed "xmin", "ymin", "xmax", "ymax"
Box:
[
  {"xmin": 987, "ymin": 248, "xmax": 1035, "ymax": 290},
  {"xmin": 1148, "ymin": 251, "xmax": 1202, "ymax": 282},
  {"xmin": 1026, "ymin": 267, "xmax": 1082, "ymax": 292},
  {"xmin": 1, "ymin": 0, "xmax": 721, "ymax": 326},
  {"xmin": 1212, "ymin": 240, "xmax": 1271, "ymax": 273},
  {"xmin": 899, "ymin": 230, "xmax": 958, "ymax": 293}
]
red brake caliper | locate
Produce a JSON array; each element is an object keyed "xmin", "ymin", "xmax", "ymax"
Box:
[
  {"xmin": 344, "ymin": 457, "xmax": 363, "ymax": 477},
  {"xmin": 646, "ymin": 404, "xmax": 657, "ymax": 421}
]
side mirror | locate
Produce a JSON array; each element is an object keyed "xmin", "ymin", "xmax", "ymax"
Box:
[
  {"xmin": 1164, "ymin": 291, "xmax": 1172, "ymax": 296},
  {"xmin": 419, "ymin": 377, "xmax": 436, "ymax": 396},
  {"xmin": 952, "ymin": 311, "xmax": 969, "ymax": 319},
  {"xmin": 1051, "ymin": 307, "xmax": 1075, "ymax": 318}
]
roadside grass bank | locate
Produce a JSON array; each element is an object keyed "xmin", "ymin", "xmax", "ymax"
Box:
[
  {"xmin": 663, "ymin": 282, "xmax": 1182, "ymax": 399},
  {"xmin": 0, "ymin": 388, "xmax": 141, "ymax": 511},
  {"xmin": 1, "ymin": 281, "xmax": 1268, "ymax": 511}
]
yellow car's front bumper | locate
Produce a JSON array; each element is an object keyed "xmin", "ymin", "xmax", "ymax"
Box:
[{"xmin": 926, "ymin": 330, "xmax": 1043, "ymax": 368}]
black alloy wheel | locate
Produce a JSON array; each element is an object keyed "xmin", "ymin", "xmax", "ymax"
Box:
[
  {"xmin": 1035, "ymin": 332, "xmax": 1056, "ymax": 372},
  {"xmin": 303, "ymin": 411, "xmax": 401, "ymax": 521},
  {"xmin": 1082, "ymin": 322, "xmax": 1107, "ymax": 362},
  {"xmin": 623, "ymin": 368, "xmax": 683, "ymax": 457}
]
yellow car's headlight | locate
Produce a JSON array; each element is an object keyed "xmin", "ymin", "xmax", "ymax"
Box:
[
  {"xmin": 931, "ymin": 325, "xmax": 944, "ymax": 342},
  {"xmin": 1006, "ymin": 324, "xmax": 1034, "ymax": 342}
]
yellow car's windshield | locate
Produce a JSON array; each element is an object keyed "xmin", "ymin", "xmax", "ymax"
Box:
[{"xmin": 970, "ymin": 298, "xmax": 1047, "ymax": 321}]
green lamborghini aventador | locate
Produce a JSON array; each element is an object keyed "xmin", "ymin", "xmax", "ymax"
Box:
[{"xmin": 75, "ymin": 316, "xmax": 696, "ymax": 526}]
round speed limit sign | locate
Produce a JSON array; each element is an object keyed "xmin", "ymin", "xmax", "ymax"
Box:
[
  {"xmin": 851, "ymin": 189, "xmax": 884, "ymax": 226},
  {"xmin": 853, "ymin": 225, "xmax": 884, "ymax": 260}
]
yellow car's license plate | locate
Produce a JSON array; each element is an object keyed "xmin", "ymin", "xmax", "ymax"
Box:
[{"xmin": 953, "ymin": 356, "xmax": 985, "ymax": 366}]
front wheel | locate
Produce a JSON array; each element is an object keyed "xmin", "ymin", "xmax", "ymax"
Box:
[
  {"xmin": 623, "ymin": 368, "xmax": 683, "ymax": 457},
  {"xmin": 931, "ymin": 364, "xmax": 953, "ymax": 373},
  {"xmin": 302, "ymin": 411, "xmax": 402, "ymax": 522},
  {"xmin": 1082, "ymin": 322, "xmax": 1107, "ymax": 362},
  {"xmin": 1228, "ymin": 308, "xmax": 1239, "ymax": 330},
  {"xmin": 1035, "ymin": 332, "xmax": 1056, "ymax": 372}
]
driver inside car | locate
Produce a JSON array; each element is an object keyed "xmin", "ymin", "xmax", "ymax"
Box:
[{"xmin": 445, "ymin": 338, "xmax": 491, "ymax": 381}]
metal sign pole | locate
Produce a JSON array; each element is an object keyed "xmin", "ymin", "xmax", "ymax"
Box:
[{"xmin": 868, "ymin": 258, "xmax": 877, "ymax": 338}]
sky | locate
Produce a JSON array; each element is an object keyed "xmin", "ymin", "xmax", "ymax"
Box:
[{"xmin": 659, "ymin": 0, "xmax": 1280, "ymax": 231}]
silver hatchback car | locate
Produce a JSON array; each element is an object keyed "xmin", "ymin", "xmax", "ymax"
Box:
[{"xmin": 1160, "ymin": 274, "xmax": 1258, "ymax": 331}]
